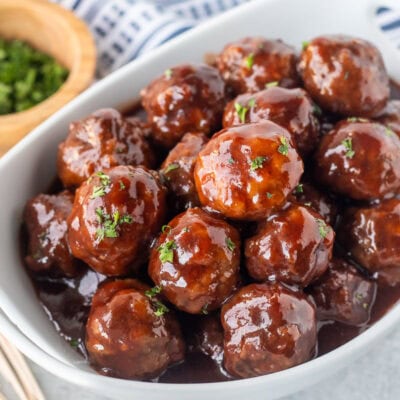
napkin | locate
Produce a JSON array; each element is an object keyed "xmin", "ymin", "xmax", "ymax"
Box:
[{"xmin": 52, "ymin": 0, "xmax": 249, "ymax": 77}]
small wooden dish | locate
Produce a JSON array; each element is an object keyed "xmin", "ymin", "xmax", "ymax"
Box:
[{"xmin": 0, "ymin": 0, "xmax": 96, "ymax": 156}]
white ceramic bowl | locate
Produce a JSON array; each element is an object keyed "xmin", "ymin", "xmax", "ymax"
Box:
[{"xmin": 1, "ymin": 0, "xmax": 400, "ymax": 398}]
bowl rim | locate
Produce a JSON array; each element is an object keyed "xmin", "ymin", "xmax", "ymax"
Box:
[
  {"xmin": 1, "ymin": 302, "xmax": 400, "ymax": 392},
  {"xmin": 0, "ymin": 0, "xmax": 400, "ymax": 394}
]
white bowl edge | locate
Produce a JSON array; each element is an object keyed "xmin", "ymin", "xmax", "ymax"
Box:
[{"xmin": 0, "ymin": 0, "xmax": 400, "ymax": 399}]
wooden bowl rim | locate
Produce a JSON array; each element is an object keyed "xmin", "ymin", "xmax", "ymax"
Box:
[{"xmin": 0, "ymin": 0, "xmax": 96, "ymax": 124}]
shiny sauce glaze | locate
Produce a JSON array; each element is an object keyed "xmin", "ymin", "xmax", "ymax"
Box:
[{"xmin": 21, "ymin": 81, "xmax": 400, "ymax": 383}]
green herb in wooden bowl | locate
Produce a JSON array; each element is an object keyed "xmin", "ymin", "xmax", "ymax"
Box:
[{"xmin": 0, "ymin": 39, "xmax": 69, "ymax": 115}]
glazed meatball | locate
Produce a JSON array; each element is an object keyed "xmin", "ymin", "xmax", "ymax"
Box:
[
  {"xmin": 141, "ymin": 64, "xmax": 225, "ymax": 148},
  {"xmin": 245, "ymin": 204, "xmax": 335, "ymax": 286},
  {"xmin": 148, "ymin": 208, "xmax": 240, "ymax": 314},
  {"xmin": 86, "ymin": 279, "xmax": 185, "ymax": 379},
  {"xmin": 192, "ymin": 313, "xmax": 224, "ymax": 363},
  {"xmin": 24, "ymin": 191, "xmax": 81, "ymax": 277},
  {"xmin": 376, "ymin": 100, "xmax": 400, "ymax": 138},
  {"xmin": 67, "ymin": 165, "xmax": 167, "ymax": 276},
  {"xmin": 216, "ymin": 37, "xmax": 299, "ymax": 94},
  {"xmin": 223, "ymin": 87, "xmax": 320, "ymax": 156},
  {"xmin": 315, "ymin": 120, "xmax": 400, "ymax": 200},
  {"xmin": 221, "ymin": 283, "xmax": 317, "ymax": 378},
  {"xmin": 194, "ymin": 122, "xmax": 303, "ymax": 221},
  {"xmin": 338, "ymin": 199, "xmax": 400, "ymax": 285},
  {"xmin": 57, "ymin": 109, "xmax": 154, "ymax": 187},
  {"xmin": 292, "ymin": 182, "xmax": 338, "ymax": 226},
  {"xmin": 309, "ymin": 258, "xmax": 377, "ymax": 326},
  {"xmin": 160, "ymin": 132, "xmax": 209, "ymax": 211},
  {"xmin": 298, "ymin": 35, "xmax": 389, "ymax": 117}
]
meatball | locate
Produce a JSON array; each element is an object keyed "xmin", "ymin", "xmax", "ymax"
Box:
[
  {"xmin": 141, "ymin": 64, "xmax": 225, "ymax": 148},
  {"xmin": 148, "ymin": 208, "xmax": 240, "ymax": 314},
  {"xmin": 315, "ymin": 120, "xmax": 400, "ymax": 200},
  {"xmin": 221, "ymin": 283, "xmax": 317, "ymax": 378},
  {"xmin": 298, "ymin": 35, "xmax": 389, "ymax": 117},
  {"xmin": 291, "ymin": 182, "xmax": 338, "ymax": 226},
  {"xmin": 67, "ymin": 165, "xmax": 167, "ymax": 276},
  {"xmin": 376, "ymin": 100, "xmax": 400, "ymax": 138},
  {"xmin": 194, "ymin": 122, "xmax": 303, "ymax": 221},
  {"xmin": 223, "ymin": 87, "xmax": 320, "ymax": 156},
  {"xmin": 192, "ymin": 313, "xmax": 224, "ymax": 363},
  {"xmin": 57, "ymin": 109, "xmax": 154, "ymax": 187},
  {"xmin": 245, "ymin": 204, "xmax": 335, "ymax": 286},
  {"xmin": 338, "ymin": 199, "xmax": 400, "ymax": 285},
  {"xmin": 160, "ymin": 132, "xmax": 209, "ymax": 211},
  {"xmin": 24, "ymin": 191, "xmax": 81, "ymax": 277},
  {"xmin": 216, "ymin": 37, "xmax": 299, "ymax": 94},
  {"xmin": 309, "ymin": 258, "xmax": 377, "ymax": 326},
  {"xmin": 86, "ymin": 279, "xmax": 185, "ymax": 379}
]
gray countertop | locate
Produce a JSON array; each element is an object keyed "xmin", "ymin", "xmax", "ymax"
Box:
[{"xmin": 1, "ymin": 327, "xmax": 400, "ymax": 400}]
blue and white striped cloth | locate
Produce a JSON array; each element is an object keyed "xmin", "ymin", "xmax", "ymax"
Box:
[
  {"xmin": 52, "ymin": 1, "xmax": 400, "ymax": 77},
  {"xmin": 52, "ymin": 0, "xmax": 249, "ymax": 77},
  {"xmin": 376, "ymin": 6, "xmax": 400, "ymax": 47}
]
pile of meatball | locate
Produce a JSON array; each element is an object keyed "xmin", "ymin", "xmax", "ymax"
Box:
[{"xmin": 23, "ymin": 35, "xmax": 400, "ymax": 381}]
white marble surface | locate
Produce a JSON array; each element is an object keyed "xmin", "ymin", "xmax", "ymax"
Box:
[{"xmin": 1, "ymin": 327, "xmax": 400, "ymax": 400}]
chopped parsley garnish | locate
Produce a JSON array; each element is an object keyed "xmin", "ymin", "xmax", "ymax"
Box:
[
  {"xmin": 265, "ymin": 81, "xmax": 279, "ymax": 88},
  {"xmin": 316, "ymin": 218, "xmax": 330, "ymax": 239},
  {"xmin": 158, "ymin": 240, "xmax": 176, "ymax": 263},
  {"xmin": 295, "ymin": 184, "xmax": 304, "ymax": 194},
  {"xmin": 355, "ymin": 292, "xmax": 363, "ymax": 301},
  {"xmin": 385, "ymin": 126, "xmax": 396, "ymax": 137},
  {"xmin": 38, "ymin": 231, "xmax": 48, "ymax": 245},
  {"xmin": 347, "ymin": 117, "xmax": 368, "ymax": 123},
  {"xmin": 341, "ymin": 137, "xmax": 355, "ymax": 158},
  {"xmin": 201, "ymin": 304, "xmax": 209, "ymax": 315},
  {"xmin": 95, "ymin": 209, "xmax": 133, "ymax": 242},
  {"xmin": 313, "ymin": 104, "xmax": 322, "ymax": 116},
  {"xmin": 144, "ymin": 286, "xmax": 169, "ymax": 317},
  {"xmin": 91, "ymin": 172, "xmax": 111, "ymax": 199},
  {"xmin": 91, "ymin": 186, "xmax": 106, "ymax": 199},
  {"xmin": 153, "ymin": 301, "xmax": 169, "ymax": 317},
  {"xmin": 145, "ymin": 285, "xmax": 162, "ymax": 298},
  {"xmin": 0, "ymin": 39, "xmax": 68, "ymax": 115},
  {"xmin": 119, "ymin": 180, "xmax": 126, "ymax": 190},
  {"xmin": 183, "ymin": 227, "xmax": 190, "ymax": 233},
  {"xmin": 164, "ymin": 68, "xmax": 172, "ymax": 79},
  {"xmin": 69, "ymin": 339, "xmax": 79, "ymax": 348},
  {"xmin": 302, "ymin": 41, "xmax": 310, "ymax": 50},
  {"xmin": 161, "ymin": 225, "xmax": 172, "ymax": 233},
  {"xmin": 96, "ymin": 171, "xmax": 110, "ymax": 186},
  {"xmin": 245, "ymin": 53, "xmax": 254, "ymax": 69},
  {"xmin": 164, "ymin": 163, "xmax": 180, "ymax": 174},
  {"xmin": 228, "ymin": 158, "xmax": 235, "ymax": 165},
  {"xmin": 95, "ymin": 207, "xmax": 105, "ymax": 222},
  {"xmin": 266, "ymin": 192, "xmax": 273, "ymax": 199},
  {"xmin": 120, "ymin": 215, "xmax": 133, "ymax": 224},
  {"xmin": 226, "ymin": 237, "xmax": 236, "ymax": 251},
  {"xmin": 278, "ymin": 136, "xmax": 289, "ymax": 156},
  {"xmin": 248, "ymin": 98, "xmax": 256, "ymax": 108},
  {"xmin": 234, "ymin": 102, "xmax": 248, "ymax": 123},
  {"xmin": 250, "ymin": 156, "xmax": 267, "ymax": 171}
]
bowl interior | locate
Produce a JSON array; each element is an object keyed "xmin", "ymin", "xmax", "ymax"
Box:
[{"xmin": 0, "ymin": 0, "xmax": 400, "ymax": 398}]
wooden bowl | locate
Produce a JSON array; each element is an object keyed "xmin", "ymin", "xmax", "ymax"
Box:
[{"xmin": 0, "ymin": 0, "xmax": 96, "ymax": 156}]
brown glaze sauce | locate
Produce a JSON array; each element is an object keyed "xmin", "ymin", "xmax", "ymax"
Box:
[{"xmin": 21, "ymin": 81, "xmax": 400, "ymax": 384}]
